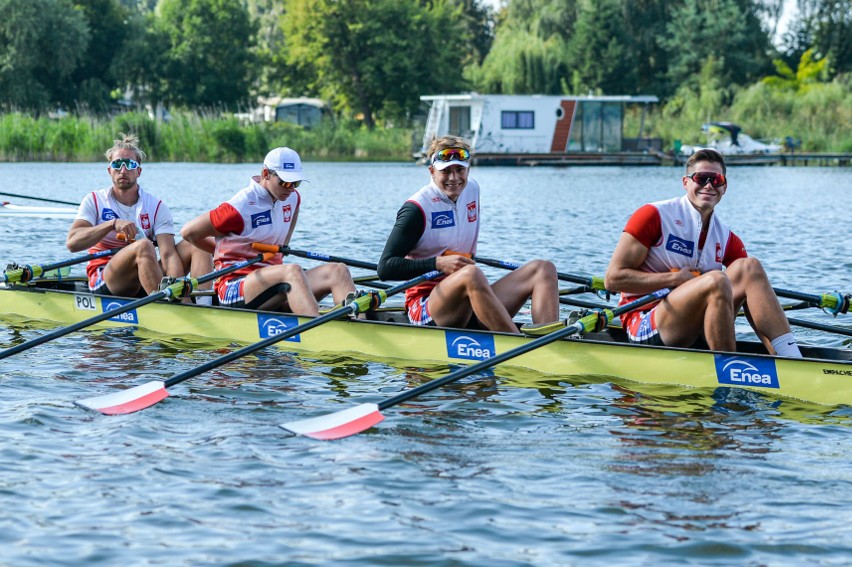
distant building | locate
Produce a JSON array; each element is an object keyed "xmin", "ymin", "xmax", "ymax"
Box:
[
  {"xmin": 240, "ymin": 97, "xmax": 332, "ymax": 128},
  {"xmin": 419, "ymin": 93, "xmax": 659, "ymax": 157}
]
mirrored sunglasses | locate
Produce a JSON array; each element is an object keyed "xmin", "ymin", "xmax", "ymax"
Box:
[
  {"xmin": 109, "ymin": 158, "xmax": 140, "ymax": 171},
  {"xmin": 432, "ymin": 148, "xmax": 470, "ymax": 163},
  {"xmin": 687, "ymin": 171, "xmax": 726, "ymax": 188},
  {"xmin": 269, "ymin": 170, "xmax": 302, "ymax": 189}
]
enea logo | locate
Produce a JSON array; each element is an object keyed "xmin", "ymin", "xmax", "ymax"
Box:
[
  {"xmin": 714, "ymin": 354, "xmax": 779, "ymax": 389},
  {"xmin": 102, "ymin": 208, "xmax": 118, "ymax": 221},
  {"xmin": 257, "ymin": 314, "xmax": 301, "ymax": 342},
  {"xmin": 100, "ymin": 298, "xmax": 138, "ymax": 324},
  {"xmin": 431, "ymin": 211, "xmax": 456, "ymax": 229},
  {"xmin": 665, "ymin": 234, "xmax": 694, "ymax": 257},
  {"xmin": 446, "ymin": 330, "xmax": 494, "ymax": 361},
  {"xmin": 251, "ymin": 210, "xmax": 272, "ymax": 228}
]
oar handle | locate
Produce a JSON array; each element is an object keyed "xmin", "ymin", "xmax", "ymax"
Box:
[
  {"xmin": 472, "ymin": 255, "xmax": 606, "ymax": 291},
  {"xmin": 250, "ymin": 243, "xmax": 380, "ymax": 271},
  {"xmin": 3, "ymin": 248, "xmax": 119, "ymax": 284},
  {"xmin": 162, "ymin": 269, "xmax": 442, "ymax": 388},
  {"xmin": 377, "ymin": 288, "xmax": 671, "ymax": 410}
]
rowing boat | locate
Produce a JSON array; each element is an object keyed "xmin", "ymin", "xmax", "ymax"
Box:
[
  {"xmin": 0, "ymin": 202, "xmax": 77, "ymax": 219},
  {"xmin": 1, "ymin": 278, "xmax": 850, "ymax": 406}
]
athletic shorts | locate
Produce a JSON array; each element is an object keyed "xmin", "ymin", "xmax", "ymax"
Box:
[
  {"xmin": 216, "ymin": 276, "xmax": 247, "ymax": 307},
  {"xmin": 622, "ymin": 307, "xmax": 664, "ymax": 346},
  {"xmin": 88, "ymin": 266, "xmax": 113, "ymax": 295},
  {"xmin": 406, "ymin": 295, "xmax": 435, "ymax": 326}
]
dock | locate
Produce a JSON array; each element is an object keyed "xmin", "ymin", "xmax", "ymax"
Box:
[{"xmin": 470, "ymin": 152, "xmax": 852, "ymax": 167}]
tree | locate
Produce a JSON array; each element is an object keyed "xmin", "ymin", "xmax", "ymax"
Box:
[
  {"xmin": 662, "ymin": 0, "xmax": 774, "ymax": 97},
  {"xmin": 284, "ymin": 0, "xmax": 470, "ymax": 129},
  {"xmin": 468, "ymin": 0, "xmax": 576, "ymax": 93},
  {"xmin": 566, "ymin": 0, "xmax": 636, "ymax": 95},
  {"xmin": 0, "ymin": 0, "xmax": 89, "ymax": 112},
  {"xmin": 155, "ymin": 0, "xmax": 259, "ymax": 109},
  {"xmin": 782, "ymin": 0, "xmax": 851, "ymax": 76}
]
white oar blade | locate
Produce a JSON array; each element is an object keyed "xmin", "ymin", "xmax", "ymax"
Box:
[
  {"xmin": 281, "ymin": 403, "xmax": 383, "ymax": 440},
  {"xmin": 76, "ymin": 381, "xmax": 169, "ymax": 415}
]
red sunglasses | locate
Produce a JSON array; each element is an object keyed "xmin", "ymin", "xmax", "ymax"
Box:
[{"xmin": 687, "ymin": 172, "xmax": 727, "ymax": 188}]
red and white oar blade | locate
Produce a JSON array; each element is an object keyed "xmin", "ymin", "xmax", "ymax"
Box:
[
  {"xmin": 281, "ymin": 403, "xmax": 383, "ymax": 440},
  {"xmin": 75, "ymin": 381, "xmax": 169, "ymax": 415}
]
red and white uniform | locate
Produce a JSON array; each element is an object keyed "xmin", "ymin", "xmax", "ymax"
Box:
[
  {"xmin": 75, "ymin": 185, "xmax": 174, "ymax": 283},
  {"xmin": 403, "ymin": 179, "xmax": 480, "ymax": 308},
  {"xmin": 209, "ymin": 178, "xmax": 300, "ymax": 299},
  {"xmin": 619, "ymin": 195, "xmax": 747, "ymax": 325}
]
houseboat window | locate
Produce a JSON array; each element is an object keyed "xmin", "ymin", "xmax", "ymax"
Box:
[
  {"xmin": 501, "ymin": 111, "xmax": 534, "ymax": 129},
  {"xmin": 449, "ymin": 106, "xmax": 471, "ymax": 136}
]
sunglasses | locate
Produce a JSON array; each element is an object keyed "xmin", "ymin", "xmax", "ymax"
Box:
[
  {"xmin": 432, "ymin": 148, "xmax": 470, "ymax": 163},
  {"xmin": 109, "ymin": 158, "xmax": 140, "ymax": 171},
  {"xmin": 268, "ymin": 170, "xmax": 302, "ymax": 189},
  {"xmin": 687, "ymin": 171, "xmax": 727, "ymax": 188}
]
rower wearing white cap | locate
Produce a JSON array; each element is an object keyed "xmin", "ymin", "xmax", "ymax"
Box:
[
  {"xmin": 181, "ymin": 146, "xmax": 356, "ymax": 314},
  {"xmin": 377, "ymin": 135, "xmax": 560, "ymax": 333}
]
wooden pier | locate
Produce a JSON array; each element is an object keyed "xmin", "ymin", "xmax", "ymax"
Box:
[{"xmin": 471, "ymin": 151, "xmax": 852, "ymax": 167}]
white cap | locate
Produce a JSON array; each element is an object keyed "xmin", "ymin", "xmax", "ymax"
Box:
[{"xmin": 263, "ymin": 147, "xmax": 310, "ymax": 182}]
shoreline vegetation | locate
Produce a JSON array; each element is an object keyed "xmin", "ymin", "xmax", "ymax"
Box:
[{"xmin": 0, "ymin": 79, "xmax": 849, "ymax": 164}]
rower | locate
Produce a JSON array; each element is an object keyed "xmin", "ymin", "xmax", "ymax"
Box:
[
  {"xmin": 604, "ymin": 148, "xmax": 801, "ymax": 357},
  {"xmin": 377, "ymin": 135, "xmax": 560, "ymax": 334},
  {"xmin": 180, "ymin": 147, "xmax": 357, "ymax": 314}
]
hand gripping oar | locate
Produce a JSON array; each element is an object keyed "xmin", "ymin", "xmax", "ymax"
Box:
[
  {"xmin": 3, "ymin": 249, "xmax": 119, "ymax": 284},
  {"xmin": 472, "ymin": 255, "xmax": 608, "ymax": 296},
  {"xmin": 75, "ymin": 270, "xmax": 442, "ymax": 415},
  {"xmin": 0, "ymin": 191, "xmax": 79, "ymax": 207},
  {"xmin": 0, "ymin": 253, "xmax": 274, "ymax": 361},
  {"xmin": 773, "ymin": 287, "xmax": 850, "ymax": 316},
  {"xmin": 280, "ymin": 287, "xmax": 672, "ymax": 440}
]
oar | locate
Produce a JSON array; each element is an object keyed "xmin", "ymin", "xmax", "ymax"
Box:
[
  {"xmin": 0, "ymin": 253, "xmax": 274, "ymax": 361},
  {"xmin": 76, "ymin": 270, "xmax": 443, "ymax": 415},
  {"xmin": 3, "ymin": 248, "xmax": 119, "ymax": 284},
  {"xmin": 280, "ymin": 287, "xmax": 672, "ymax": 440},
  {"xmin": 251, "ymin": 243, "xmax": 379, "ymax": 271},
  {"xmin": 773, "ymin": 287, "xmax": 850, "ymax": 316},
  {"xmin": 472, "ymin": 255, "xmax": 607, "ymax": 295},
  {"xmin": 0, "ymin": 190, "xmax": 79, "ymax": 207},
  {"xmin": 785, "ymin": 317, "xmax": 852, "ymax": 338}
]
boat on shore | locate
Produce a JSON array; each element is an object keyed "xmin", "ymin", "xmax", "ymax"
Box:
[
  {"xmin": 0, "ymin": 202, "xmax": 77, "ymax": 219},
  {"xmin": 2, "ymin": 278, "xmax": 851, "ymax": 408}
]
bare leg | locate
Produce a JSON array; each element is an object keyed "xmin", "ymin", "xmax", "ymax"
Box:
[
  {"xmin": 654, "ymin": 270, "xmax": 736, "ymax": 351},
  {"xmin": 104, "ymin": 239, "xmax": 162, "ymax": 295},
  {"xmin": 305, "ymin": 262, "xmax": 356, "ymax": 305},
  {"xmin": 726, "ymin": 257, "xmax": 792, "ymax": 353},
  {"xmin": 244, "ymin": 264, "xmax": 319, "ymax": 315},
  {"xmin": 428, "ymin": 265, "xmax": 517, "ymax": 332},
  {"xmin": 490, "ymin": 259, "xmax": 559, "ymax": 323}
]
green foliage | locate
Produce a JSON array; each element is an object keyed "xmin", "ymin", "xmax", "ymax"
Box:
[
  {"xmin": 762, "ymin": 48, "xmax": 829, "ymax": 91},
  {"xmin": 156, "ymin": 0, "xmax": 259, "ymax": 108},
  {"xmin": 284, "ymin": 0, "xmax": 470, "ymax": 129},
  {"xmin": 0, "ymin": 0, "xmax": 89, "ymax": 111},
  {"xmin": 0, "ymin": 112, "xmax": 414, "ymax": 162},
  {"xmin": 566, "ymin": 0, "xmax": 636, "ymax": 95}
]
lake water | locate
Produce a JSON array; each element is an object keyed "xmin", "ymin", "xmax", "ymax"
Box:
[{"xmin": 1, "ymin": 162, "xmax": 851, "ymax": 566}]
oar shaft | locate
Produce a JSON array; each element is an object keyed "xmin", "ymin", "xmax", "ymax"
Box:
[
  {"xmin": 0, "ymin": 190, "xmax": 79, "ymax": 207},
  {"xmin": 473, "ymin": 255, "xmax": 605, "ymax": 290},
  {"xmin": 4, "ymin": 249, "xmax": 119, "ymax": 284},
  {"xmin": 162, "ymin": 270, "xmax": 441, "ymax": 388},
  {"xmin": 377, "ymin": 288, "xmax": 670, "ymax": 410},
  {"xmin": 787, "ymin": 317, "xmax": 852, "ymax": 337},
  {"xmin": 0, "ymin": 254, "xmax": 271, "ymax": 360},
  {"xmin": 251, "ymin": 243, "xmax": 379, "ymax": 271}
]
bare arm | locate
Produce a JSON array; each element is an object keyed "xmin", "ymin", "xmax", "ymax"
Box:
[
  {"xmin": 604, "ymin": 232, "xmax": 694, "ymax": 293},
  {"xmin": 180, "ymin": 212, "xmax": 221, "ymax": 255},
  {"xmin": 156, "ymin": 234, "xmax": 185, "ymax": 278}
]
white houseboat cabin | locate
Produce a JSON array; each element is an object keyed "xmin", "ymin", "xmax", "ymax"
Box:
[{"xmin": 419, "ymin": 93, "xmax": 659, "ymax": 163}]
